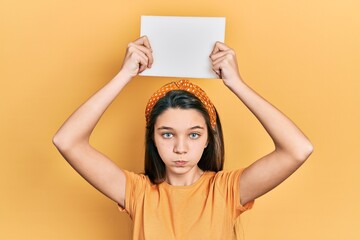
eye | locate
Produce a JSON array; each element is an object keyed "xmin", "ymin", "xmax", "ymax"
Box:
[
  {"xmin": 162, "ymin": 133, "xmax": 173, "ymax": 139},
  {"xmin": 189, "ymin": 133, "xmax": 200, "ymax": 139}
]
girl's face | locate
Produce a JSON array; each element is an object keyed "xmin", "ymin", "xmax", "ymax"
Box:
[{"xmin": 153, "ymin": 108, "xmax": 208, "ymax": 180}]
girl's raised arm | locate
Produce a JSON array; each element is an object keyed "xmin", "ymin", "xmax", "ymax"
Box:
[
  {"xmin": 210, "ymin": 42, "xmax": 313, "ymax": 205},
  {"xmin": 53, "ymin": 36, "xmax": 153, "ymax": 207}
]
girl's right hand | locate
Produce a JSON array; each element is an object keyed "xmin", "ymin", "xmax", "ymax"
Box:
[{"xmin": 120, "ymin": 36, "xmax": 153, "ymax": 78}]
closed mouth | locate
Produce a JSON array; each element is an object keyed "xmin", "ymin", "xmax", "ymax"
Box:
[{"xmin": 174, "ymin": 160, "xmax": 188, "ymax": 166}]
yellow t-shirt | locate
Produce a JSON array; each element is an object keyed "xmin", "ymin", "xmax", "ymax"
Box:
[{"xmin": 118, "ymin": 169, "xmax": 254, "ymax": 240}]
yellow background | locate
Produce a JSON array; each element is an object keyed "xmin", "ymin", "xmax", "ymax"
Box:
[{"xmin": 1, "ymin": 0, "xmax": 359, "ymax": 239}]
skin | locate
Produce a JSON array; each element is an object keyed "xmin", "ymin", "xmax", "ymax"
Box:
[
  {"xmin": 209, "ymin": 42, "xmax": 313, "ymax": 204},
  {"xmin": 154, "ymin": 108, "xmax": 208, "ymax": 186},
  {"xmin": 53, "ymin": 36, "xmax": 313, "ymax": 209}
]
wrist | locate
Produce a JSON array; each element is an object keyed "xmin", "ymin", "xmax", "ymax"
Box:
[
  {"xmin": 224, "ymin": 75, "xmax": 245, "ymax": 90},
  {"xmin": 115, "ymin": 69, "xmax": 134, "ymax": 84}
]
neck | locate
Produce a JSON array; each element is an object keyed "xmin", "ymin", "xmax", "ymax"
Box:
[{"xmin": 165, "ymin": 167, "xmax": 204, "ymax": 186}]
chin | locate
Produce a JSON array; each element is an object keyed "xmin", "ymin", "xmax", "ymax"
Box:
[{"xmin": 168, "ymin": 165, "xmax": 196, "ymax": 175}]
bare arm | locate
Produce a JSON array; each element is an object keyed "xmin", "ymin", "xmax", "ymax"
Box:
[
  {"xmin": 53, "ymin": 36, "xmax": 153, "ymax": 207},
  {"xmin": 210, "ymin": 42, "xmax": 313, "ymax": 205}
]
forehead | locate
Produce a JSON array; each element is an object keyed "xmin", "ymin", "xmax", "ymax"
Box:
[{"xmin": 155, "ymin": 108, "xmax": 206, "ymax": 128}]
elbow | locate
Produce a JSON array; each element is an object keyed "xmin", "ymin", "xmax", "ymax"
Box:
[
  {"xmin": 302, "ymin": 142, "xmax": 314, "ymax": 161},
  {"xmin": 52, "ymin": 132, "xmax": 73, "ymax": 153},
  {"xmin": 52, "ymin": 132, "xmax": 88, "ymax": 154},
  {"xmin": 52, "ymin": 133, "xmax": 65, "ymax": 151},
  {"xmin": 294, "ymin": 141, "xmax": 314, "ymax": 163},
  {"xmin": 278, "ymin": 140, "xmax": 314, "ymax": 163}
]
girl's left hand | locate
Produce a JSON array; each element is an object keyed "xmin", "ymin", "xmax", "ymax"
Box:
[{"xmin": 210, "ymin": 42, "xmax": 243, "ymax": 87}]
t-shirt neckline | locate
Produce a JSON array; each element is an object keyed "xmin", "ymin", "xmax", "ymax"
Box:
[{"xmin": 161, "ymin": 171, "xmax": 213, "ymax": 189}]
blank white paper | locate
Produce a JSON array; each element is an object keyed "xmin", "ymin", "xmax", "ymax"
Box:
[{"xmin": 140, "ymin": 16, "xmax": 226, "ymax": 79}]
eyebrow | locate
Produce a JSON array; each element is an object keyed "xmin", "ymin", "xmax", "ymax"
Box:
[{"xmin": 156, "ymin": 126, "xmax": 205, "ymax": 131}]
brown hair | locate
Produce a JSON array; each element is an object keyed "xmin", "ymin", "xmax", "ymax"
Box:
[{"xmin": 144, "ymin": 90, "xmax": 224, "ymax": 184}]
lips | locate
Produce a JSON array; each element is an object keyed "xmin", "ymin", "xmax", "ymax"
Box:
[{"xmin": 174, "ymin": 160, "xmax": 188, "ymax": 166}]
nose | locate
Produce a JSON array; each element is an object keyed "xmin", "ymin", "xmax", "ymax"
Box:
[{"xmin": 173, "ymin": 137, "xmax": 188, "ymax": 154}]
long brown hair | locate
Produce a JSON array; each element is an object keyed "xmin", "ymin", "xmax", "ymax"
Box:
[{"xmin": 144, "ymin": 90, "xmax": 224, "ymax": 184}]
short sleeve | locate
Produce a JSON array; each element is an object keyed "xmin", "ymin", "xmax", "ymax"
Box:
[
  {"xmin": 117, "ymin": 170, "xmax": 148, "ymax": 218},
  {"xmin": 214, "ymin": 169, "xmax": 254, "ymax": 219}
]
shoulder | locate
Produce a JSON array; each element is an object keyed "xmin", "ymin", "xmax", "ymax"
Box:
[
  {"xmin": 199, "ymin": 169, "xmax": 245, "ymax": 186},
  {"xmin": 119, "ymin": 170, "xmax": 154, "ymax": 214},
  {"xmin": 213, "ymin": 169, "xmax": 254, "ymax": 213},
  {"xmin": 212, "ymin": 169, "xmax": 245, "ymax": 200},
  {"xmin": 123, "ymin": 170, "xmax": 151, "ymax": 186},
  {"xmin": 196, "ymin": 169, "xmax": 245, "ymax": 194},
  {"xmin": 213, "ymin": 169, "xmax": 245, "ymax": 184},
  {"xmin": 122, "ymin": 170, "xmax": 154, "ymax": 196}
]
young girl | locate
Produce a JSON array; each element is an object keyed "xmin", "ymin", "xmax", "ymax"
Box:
[{"xmin": 53, "ymin": 36, "xmax": 313, "ymax": 239}]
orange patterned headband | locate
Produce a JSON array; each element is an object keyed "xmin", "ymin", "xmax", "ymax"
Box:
[{"xmin": 145, "ymin": 79, "xmax": 217, "ymax": 129}]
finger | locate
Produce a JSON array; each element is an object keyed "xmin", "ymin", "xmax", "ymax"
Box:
[
  {"xmin": 128, "ymin": 43, "xmax": 153, "ymax": 68},
  {"xmin": 135, "ymin": 50, "xmax": 149, "ymax": 70},
  {"xmin": 139, "ymin": 43, "xmax": 154, "ymax": 68},
  {"xmin": 212, "ymin": 54, "xmax": 230, "ymax": 68},
  {"xmin": 212, "ymin": 55, "xmax": 226, "ymax": 71},
  {"xmin": 210, "ymin": 47, "xmax": 235, "ymax": 62},
  {"xmin": 212, "ymin": 62, "xmax": 222, "ymax": 78},
  {"xmin": 127, "ymin": 45, "xmax": 149, "ymax": 63},
  {"xmin": 133, "ymin": 35, "xmax": 152, "ymax": 51},
  {"xmin": 138, "ymin": 55, "xmax": 149, "ymax": 73},
  {"xmin": 213, "ymin": 50, "xmax": 237, "ymax": 68},
  {"xmin": 127, "ymin": 47, "xmax": 149, "ymax": 73},
  {"xmin": 142, "ymin": 36, "xmax": 154, "ymax": 68},
  {"xmin": 212, "ymin": 68, "xmax": 222, "ymax": 78},
  {"xmin": 210, "ymin": 41, "xmax": 229, "ymax": 56},
  {"xmin": 132, "ymin": 48, "xmax": 150, "ymax": 73},
  {"xmin": 212, "ymin": 52, "xmax": 237, "ymax": 65},
  {"xmin": 210, "ymin": 49, "xmax": 231, "ymax": 62}
]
